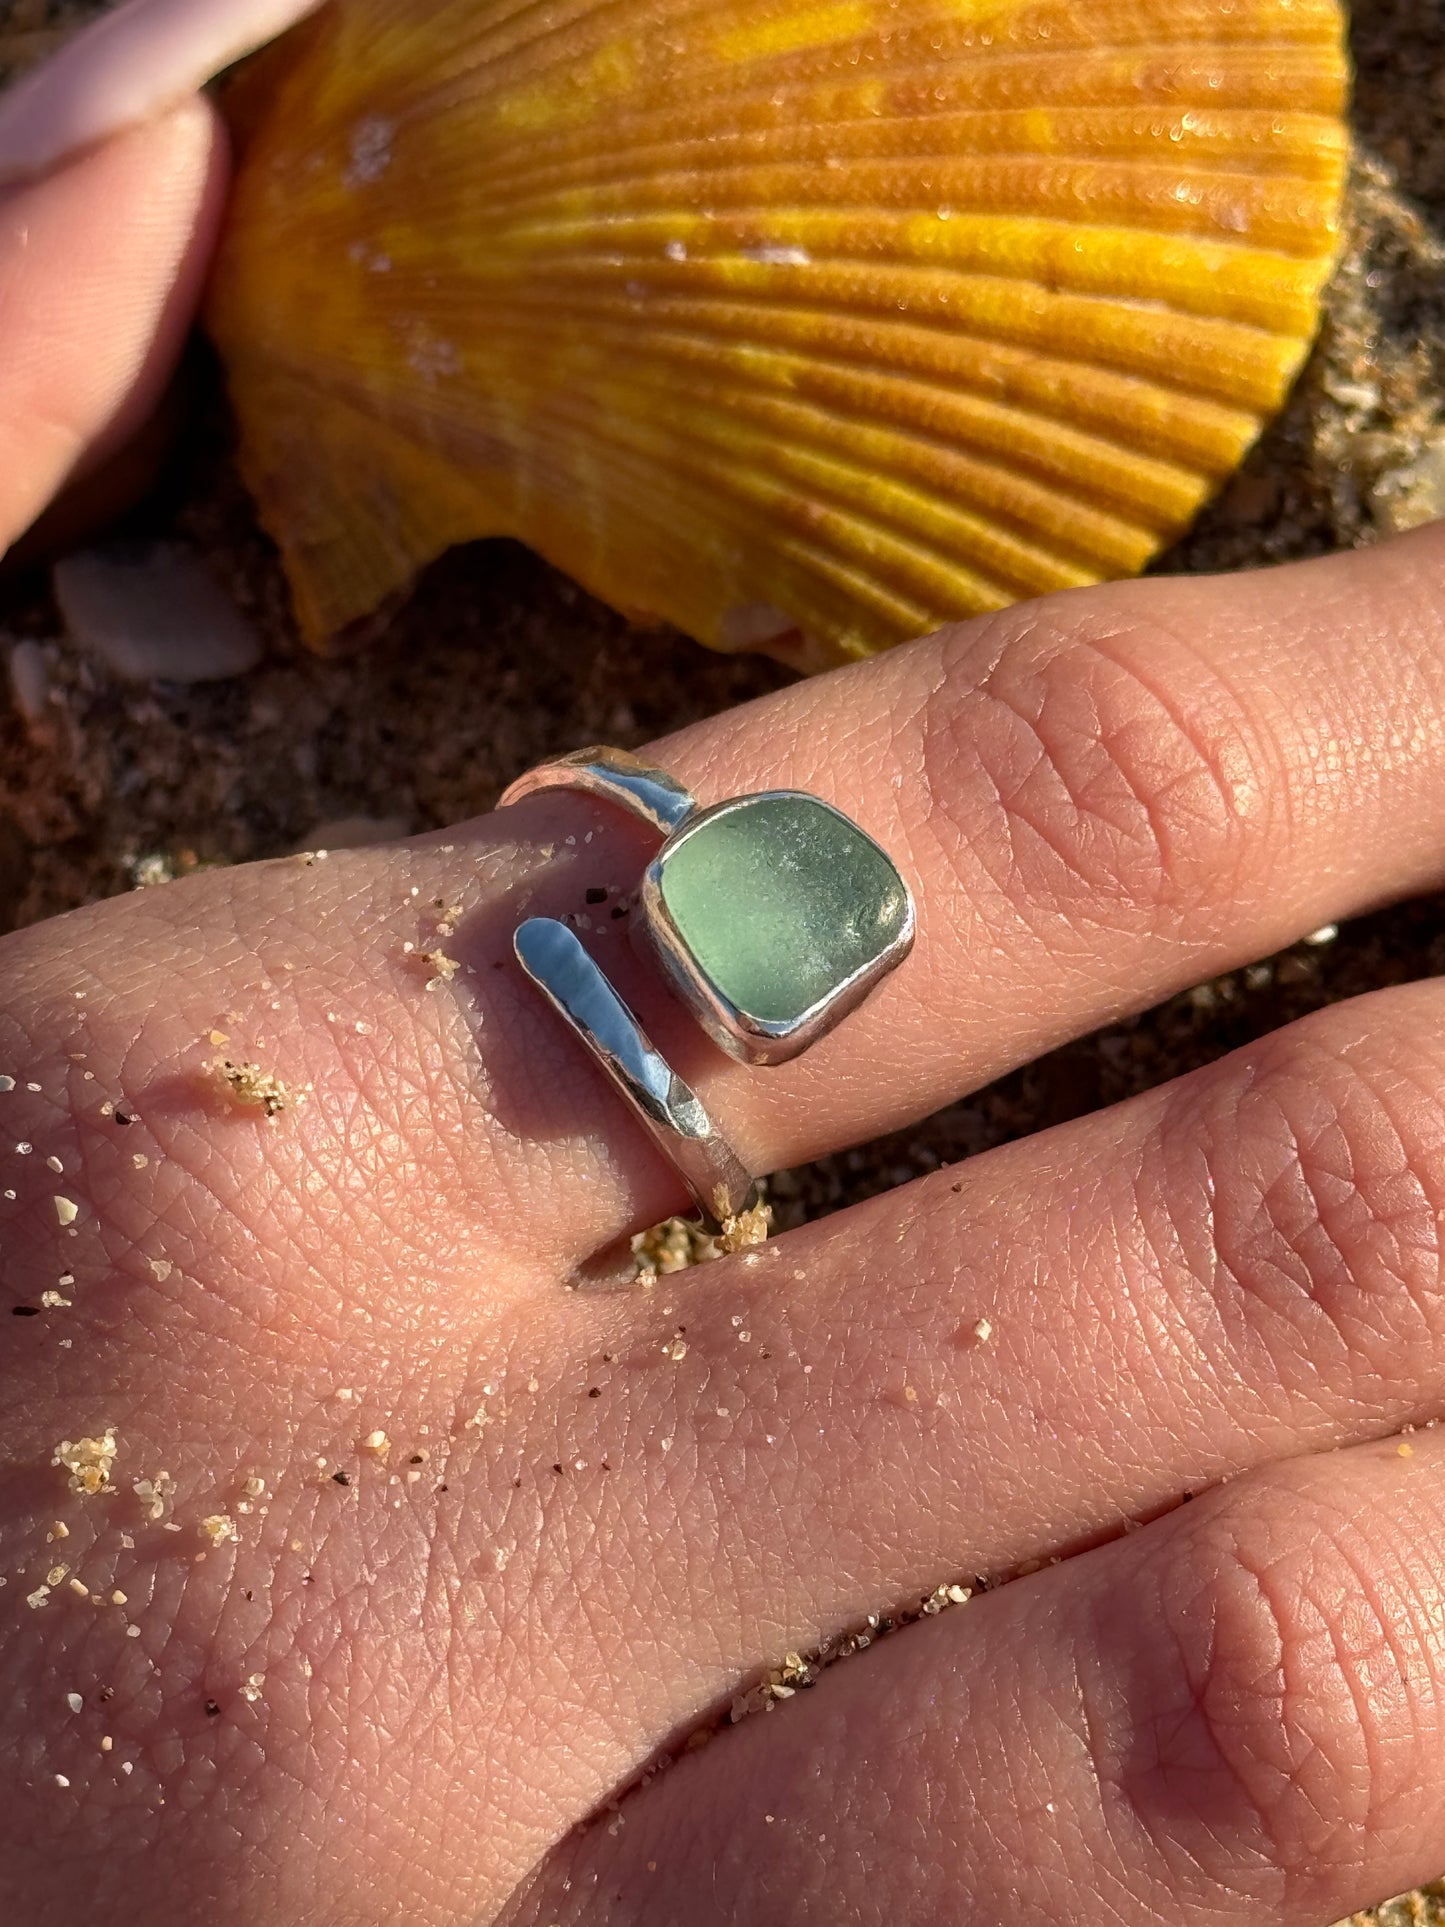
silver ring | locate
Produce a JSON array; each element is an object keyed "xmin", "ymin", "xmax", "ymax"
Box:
[
  {"xmin": 500, "ymin": 747, "xmax": 916, "ymax": 1230},
  {"xmin": 513, "ymin": 918, "xmax": 758, "ymax": 1234},
  {"xmin": 500, "ymin": 746, "xmax": 695, "ymax": 839}
]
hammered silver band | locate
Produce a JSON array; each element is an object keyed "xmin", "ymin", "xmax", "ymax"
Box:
[
  {"xmin": 513, "ymin": 918, "xmax": 758, "ymax": 1233},
  {"xmin": 500, "ymin": 746, "xmax": 695, "ymax": 838}
]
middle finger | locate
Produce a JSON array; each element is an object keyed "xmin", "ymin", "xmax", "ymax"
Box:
[{"xmin": 559, "ymin": 977, "xmax": 1445, "ymax": 1756}]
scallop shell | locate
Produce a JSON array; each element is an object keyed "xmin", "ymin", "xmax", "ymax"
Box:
[{"xmin": 206, "ymin": 0, "xmax": 1350, "ymax": 670}]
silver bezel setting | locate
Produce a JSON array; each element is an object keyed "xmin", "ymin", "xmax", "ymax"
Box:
[{"xmin": 638, "ymin": 791, "xmax": 917, "ymax": 1067}]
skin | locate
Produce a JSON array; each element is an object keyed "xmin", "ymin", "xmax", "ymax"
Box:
[
  {"xmin": 5, "ymin": 17, "xmax": 1445, "ymax": 1926},
  {"xmin": 0, "ymin": 0, "xmax": 326, "ymax": 188}
]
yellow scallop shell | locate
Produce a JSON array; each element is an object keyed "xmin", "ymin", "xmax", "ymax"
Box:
[{"xmin": 207, "ymin": 0, "xmax": 1351, "ymax": 670}]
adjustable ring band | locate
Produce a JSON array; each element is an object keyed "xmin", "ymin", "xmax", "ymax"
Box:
[
  {"xmin": 500, "ymin": 746, "xmax": 696, "ymax": 839},
  {"xmin": 513, "ymin": 917, "xmax": 758, "ymax": 1235},
  {"xmin": 501, "ymin": 744, "xmax": 916, "ymax": 1232}
]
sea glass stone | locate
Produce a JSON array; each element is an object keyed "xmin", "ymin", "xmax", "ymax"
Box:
[{"xmin": 654, "ymin": 794, "xmax": 910, "ymax": 1028}]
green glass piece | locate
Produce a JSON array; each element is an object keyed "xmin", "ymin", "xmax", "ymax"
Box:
[{"xmin": 656, "ymin": 794, "xmax": 909, "ymax": 1026}]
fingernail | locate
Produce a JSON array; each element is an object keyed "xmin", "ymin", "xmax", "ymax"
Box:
[{"xmin": 0, "ymin": 0, "xmax": 326, "ymax": 188}]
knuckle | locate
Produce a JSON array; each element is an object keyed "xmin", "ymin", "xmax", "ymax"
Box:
[
  {"xmin": 1152, "ymin": 1000, "xmax": 1445, "ymax": 1383},
  {"xmin": 1111, "ymin": 1472, "xmax": 1433, "ymax": 1905},
  {"xmin": 918, "ymin": 601, "xmax": 1284, "ymax": 930}
]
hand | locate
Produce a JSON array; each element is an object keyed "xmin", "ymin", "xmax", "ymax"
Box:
[
  {"xmin": 3, "ymin": 527, "xmax": 1445, "ymax": 1924},
  {"xmin": 7, "ymin": 11, "xmax": 1445, "ymax": 1927}
]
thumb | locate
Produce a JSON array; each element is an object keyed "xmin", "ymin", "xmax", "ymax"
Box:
[
  {"xmin": 0, "ymin": 0, "xmax": 327, "ymax": 189},
  {"xmin": 0, "ymin": 96, "xmax": 228, "ymax": 557}
]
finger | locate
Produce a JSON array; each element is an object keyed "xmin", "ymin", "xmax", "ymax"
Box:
[
  {"xmin": 556, "ymin": 981, "xmax": 1445, "ymax": 1730},
  {"xmin": 540, "ymin": 522, "xmax": 1445, "ymax": 1227},
  {"xmin": 0, "ymin": 97, "xmax": 228, "ymax": 555},
  {"xmin": 509, "ymin": 1431, "xmax": 1445, "ymax": 1927},
  {"xmin": 9, "ymin": 535, "xmax": 1445, "ymax": 1291},
  {"xmin": 0, "ymin": 0, "xmax": 325, "ymax": 188}
]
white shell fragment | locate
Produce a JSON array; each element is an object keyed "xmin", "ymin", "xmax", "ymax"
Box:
[
  {"xmin": 54, "ymin": 543, "xmax": 263, "ymax": 684},
  {"xmin": 5, "ymin": 638, "xmax": 52, "ymax": 729}
]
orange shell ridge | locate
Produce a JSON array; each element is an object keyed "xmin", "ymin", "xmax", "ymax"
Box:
[{"xmin": 206, "ymin": 0, "xmax": 1351, "ymax": 670}]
